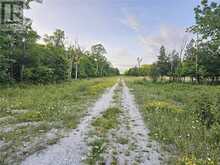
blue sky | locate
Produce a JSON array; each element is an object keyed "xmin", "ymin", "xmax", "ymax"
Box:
[{"xmin": 25, "ymin": 0, "xmax": 202, "ymax": 72}]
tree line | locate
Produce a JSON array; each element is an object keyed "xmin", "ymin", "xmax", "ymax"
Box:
[
  {"xmin": 0, "ymin": 27, "xmax": 119, "ymax": 84},
  {"xmin": 126, "ymin": 0, "xmax": 220, "ymax": 84}
]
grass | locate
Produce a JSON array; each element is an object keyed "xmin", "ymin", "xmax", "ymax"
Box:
[
  {"xmin": 85, "ymin": 83, "xmax": 122, "ymax": 165},
  {"xmin": 126, "ymin": 78, "xmax": 220, "ymax": 165},
  {"xmin": 0, "ymin": 77, "xmax": 117, "ymax": 164},
  {"xmin": 86, "ymin": 107, "xmax": 121, "ymax": 164},
  {"xmin": 92, "ymin": 107, "xmax": 120, "ymax": 134}
]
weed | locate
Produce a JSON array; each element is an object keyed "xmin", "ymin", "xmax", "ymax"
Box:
[
  {"xmin": 86, "ymin": 107, "xmax": 121, "ymax": 164},
  {"xmin": 127, "ymin": 79, "xmax": 220, "ymax": 164}
]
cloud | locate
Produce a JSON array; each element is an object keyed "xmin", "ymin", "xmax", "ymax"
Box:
[
  {"xmin": 120, "ymin": 10, "xmax": 192, "ymax": 65},
  {"xmin": 107, "ymin": 48, "xmax": 138, "ymax": 73},
  {"xmin": 120, "ymin": 15, "xmax": 141, "ymax": 32},
  {"xmin": 139, "ymin": 25, "xmax": 191, "ymax": 58},
  {"xmin": 120, "ymin": 8, "xmax": 141, "ymax": 32}
]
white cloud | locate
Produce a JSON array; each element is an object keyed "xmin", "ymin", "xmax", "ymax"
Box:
[
  {"xmin": 139, "ymin": 25, "xmax": 191, "ymax": 60},
  {"xmin": 120, "ymin": 15, "xmax": 141, "ymax": 32},
  {"xmin": 107, "ymin": 48, "xmax": 138, "ymax": 73},
  {"xmin": 120, "ymin": 8, "xmax": 142, "ymax": 32},
  {"xmin": 120, "ymin": 10, "xmax": 192, "ymax": 65}
]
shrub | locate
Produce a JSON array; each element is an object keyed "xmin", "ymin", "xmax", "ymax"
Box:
[
  {"xmin": 24, "ymin": 66, "xmax": 55, "ymax": 83},
  {"xmin": 193, "ymin": 94, "xmax": 218, "ymax": 128}
]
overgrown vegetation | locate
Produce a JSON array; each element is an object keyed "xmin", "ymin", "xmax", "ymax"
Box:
[
  {"xmin": 0, "ymin": 77, "xmax": 116, "ymax": 164},
  {"xmin": 127, "ymin": 79, "xmax": 220, "ymax": 164}
]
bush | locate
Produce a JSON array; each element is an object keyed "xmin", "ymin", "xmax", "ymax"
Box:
[
  {"xmin": 194, "ymin": 94, "xmax": 219, "ymax": 128},
  {"xmin": 24, "ymin": 66, "xmax": 55, "ymax": 83},
  {"xmin": 149, "ymin": 64, "xmax": 160, "ymax": 82},
  {"xmin": 0, "ymin": 54, "xmax": 10, "ymax": 83}
]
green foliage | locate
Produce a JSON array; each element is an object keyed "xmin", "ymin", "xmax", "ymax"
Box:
[
  {"xmin": 0, "ymin": 54, "xmax": 10, "ymax": 83},
  {"xmin": 86, "ymin": 107, "xmax": 121, "ymax": 164},
  {"xmin": 125, "ymin": 66, "xmax": 139, "ymax": 76},
  {"xmin": 188, "ymin": 0, "xmax": 220, "ymax": 83},
  {"xmin": 149, "ymin": 63, "xmax": 160, "ymax": 82},
  {"xmin": 92, "ymin": 107, "xmax": 120, "ymax": 134},
  {"xmin": 157, "ymin": 46, "xmax": 170, "ymax": 77},
  {"xmin": 0, "ymin": 29, "xmax": 119, "ymax": 84},
  {"xmin": 16, "ymin": 111, "xmax": 44, "ymax": 122},
  {"xmin": 125, "ymin": 64, "xmax": 152, "ymax": 77},
  {"xmin": 191, "ymin": 0, "xmax": 220, "ymax": 41},
  {"xmin": 194, "ymin": 94, "xmax": 220, "ymax": 128},
  {"xmin": 24, "ymin": 66, "xmax": 54, "ymax": 83}
]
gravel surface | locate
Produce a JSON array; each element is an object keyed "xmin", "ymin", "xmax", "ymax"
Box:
[
  {"xmin": 21, "ymin": 84, "xmax": 117, "ymax": 165},
  {"xmin": 21, "ymin": 80, "xmax": 163, "ymax": 165},
  {"xmin": 104, "ymin": 80, "xmax": 162, "ymax": 165}
]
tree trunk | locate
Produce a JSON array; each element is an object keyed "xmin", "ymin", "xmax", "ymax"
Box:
[
  {"xmin": 68, "ymin": 60, "xmax": 73, "ymax": 80},
  {"xmin": 75, "ymin": 63, "xmax": 78, "ymax": 80},
  {"xmin": 20, "ymin": 64, "xmax": 24, "ymax": 81},
  {"xmin": 100, "ymin": 65, "xmax": 104, "ymax": 77},
  {"xmin": 95, "ymin": 63, "xmax": 99, "ymax": 77}
]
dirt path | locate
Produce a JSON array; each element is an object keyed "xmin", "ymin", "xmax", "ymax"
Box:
[
  {"xmin": 120, "ymin": 80, "xmax": 161, "ymax": 164},
  {"xmin": 22, "ymin": 84, "xmax": 118, "ymax": 165},
  {"xmin": 22, "ymin": 80, "xmax": 163, "ymax": 165},
  {"xmin": 101, "ymin": 80, "xmax": 162, "ymax": 165}
]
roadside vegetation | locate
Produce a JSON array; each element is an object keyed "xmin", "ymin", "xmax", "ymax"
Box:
[
  {"xmin": 126, "ymin": 78, "xmax": 220, "ymax": 164},
  {"xmin": 0, "ymin": 77, "xmax": 116, "ymax": 164}
]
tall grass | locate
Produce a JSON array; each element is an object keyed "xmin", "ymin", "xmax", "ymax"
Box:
[{"xmin": 127, "ymin": 79, "xmax": 220, "ymax": 165}]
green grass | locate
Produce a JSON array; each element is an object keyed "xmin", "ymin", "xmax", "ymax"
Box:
[
  {"xmin": 85, "ymin": 83, "xmax": 122, "ymax": 164},
  {"xmin": 92, "ymin": 107, "xmax": 121, "ymax": 134},
  {"xmin": 0, "ymin": 77, "xmax": 117, "ymax": 164},
  {"xmin": 126, "ymin": 78, "xmax": 220, "ymax": 165},
  {"xmin": 86, "ymin": 107, "xmax": 121, "ymax": 165}
]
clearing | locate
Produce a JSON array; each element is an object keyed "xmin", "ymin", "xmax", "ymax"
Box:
[{"xmin": 3, "ymin": 77, "xmax": 219, "ymax": 165}]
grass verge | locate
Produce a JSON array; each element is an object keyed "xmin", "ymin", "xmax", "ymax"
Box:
[{"xmin": 126, "ymin": 78, "xmax": 220, "ymax": 165}]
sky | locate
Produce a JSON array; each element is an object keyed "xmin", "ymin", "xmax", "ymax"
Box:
[{"xmin": 25, "ymin": 0, "xmax": 202, "ymax": 72}]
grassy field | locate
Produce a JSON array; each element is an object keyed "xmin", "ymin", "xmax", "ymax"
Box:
[
  {"xmin": 0, "ymin": 77, "xmax": 117, "ymax": 164},
  {"xmin": 126, "ymin": 78, "xmax": 220, "ymax": 165}
]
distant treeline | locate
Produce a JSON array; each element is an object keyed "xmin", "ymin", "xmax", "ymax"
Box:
[
  {"xmin": 0, "ymin": 28, "xmax": 119, "ymax": 84},
  {"xmin": 126, "ymin": 1, "xmax": 220, "ymax": 84}
]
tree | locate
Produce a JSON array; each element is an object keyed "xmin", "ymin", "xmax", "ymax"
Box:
[
  {"xmin": 44, "ymin": 29, "xmax": 65, "ymax": 48},
  {"xmin": 0, "ymin": 19, "xmax": 119, "ymax": 83},
  {"xmin": 149, "ymin": 63, "xmax": 160, "ymax": 82},
  {"xmin": 91, "ymin": 44, "xmax": 107, "ymax": 77},
  {"xmin": 156, "ymin": 46, "xmax": 169, "ymax": 78},
  {"xmin": 168, "ymin": 50, "xmax": 180, "ymax": 80},
  {"xmin": 73, "ymin": 43, "xmax": 83, "ymax": 80},
  {"xmin": 191, "ymin": 0, "xmax": 220, "ymax": 42},
  {"xmin": 140, "ymin": 64, "xmax": 152, "ymax": 76},
  {"xmin": 189, "ymin": 0, "xmax": 220, "ymax": 83}
]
